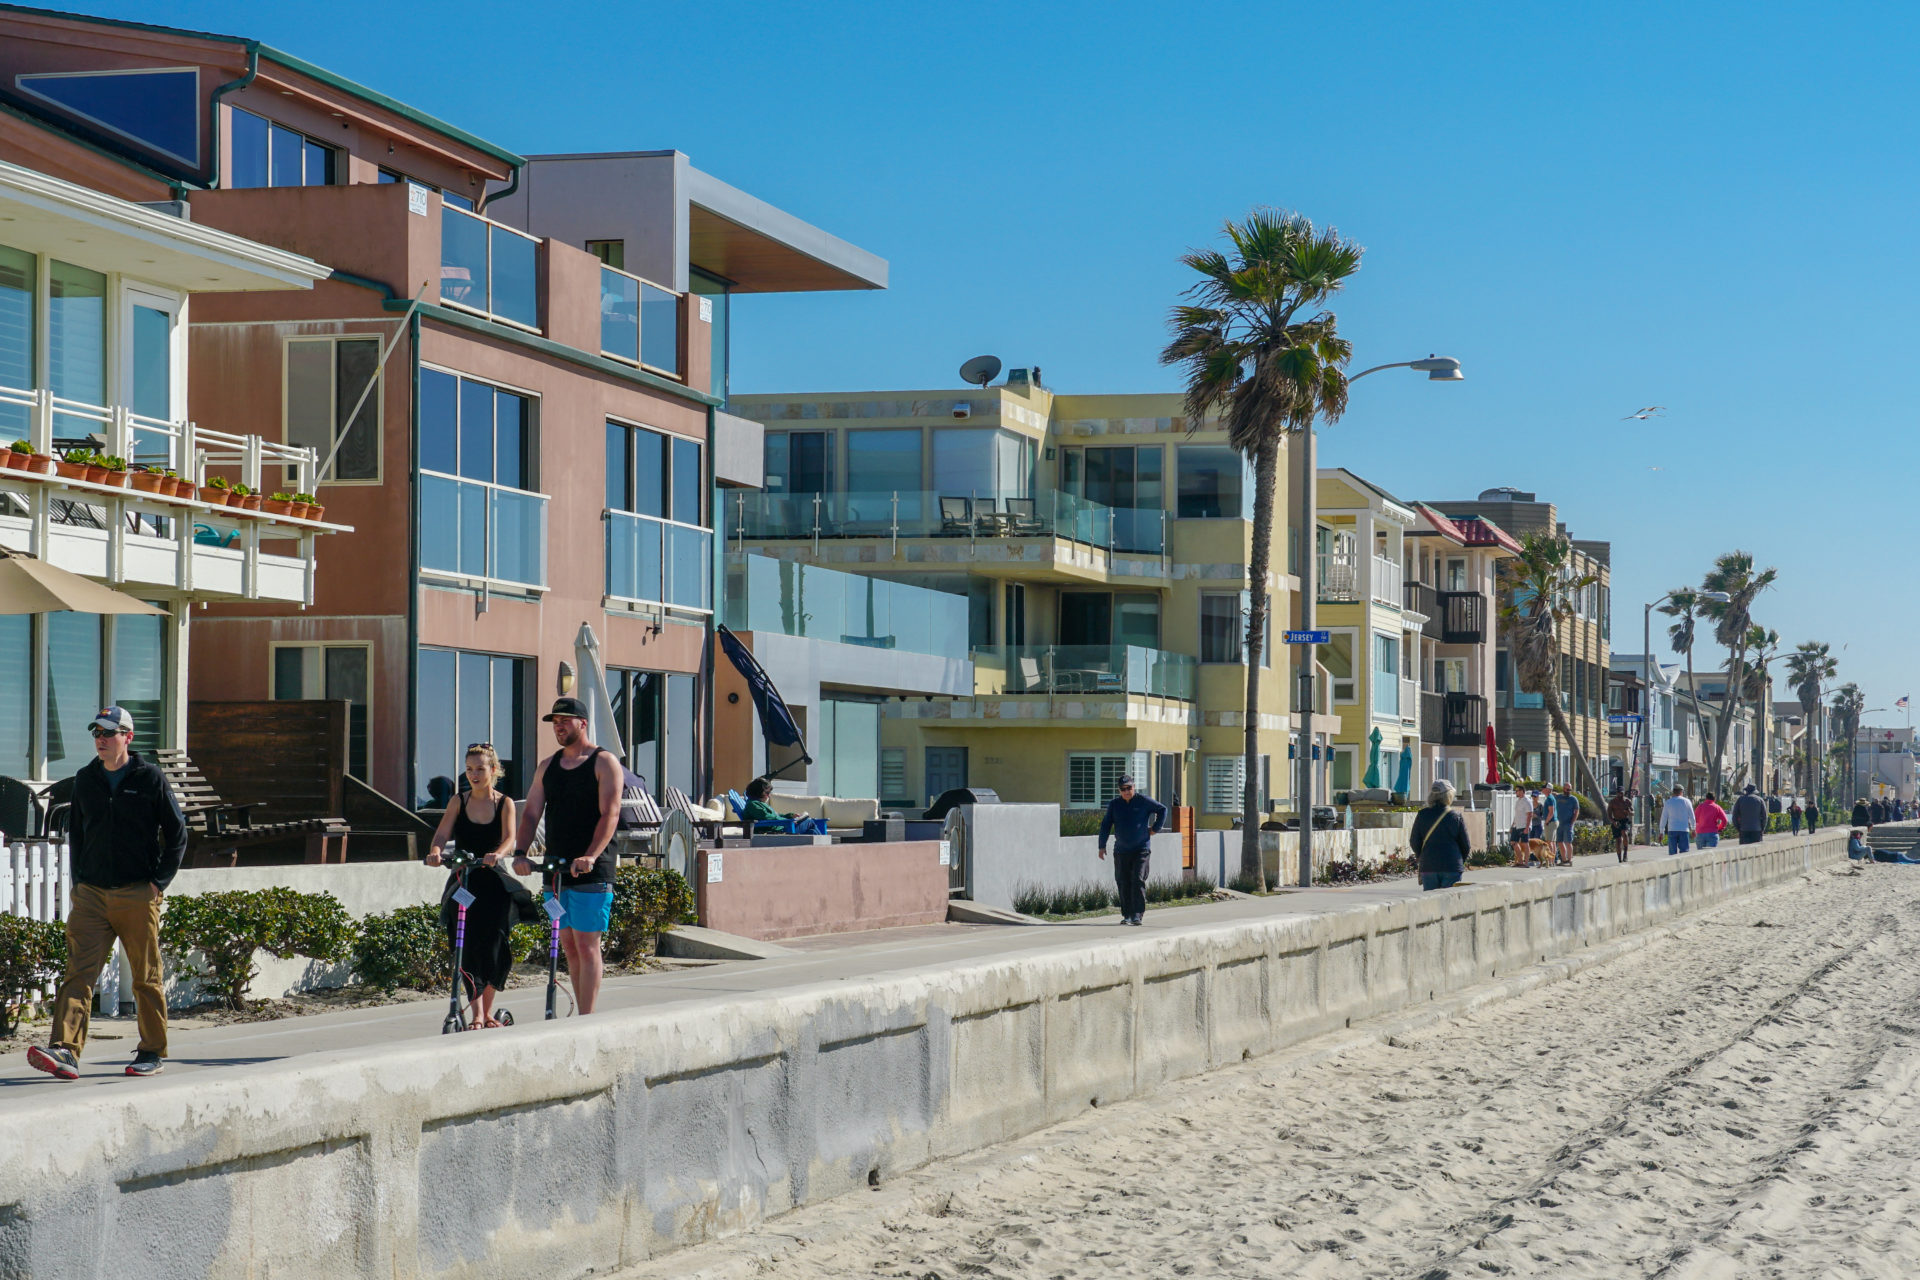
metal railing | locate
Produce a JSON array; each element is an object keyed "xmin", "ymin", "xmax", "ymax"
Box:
[
  {"xmin": 605, "ymin": 508, "xmax": 709, "ymax": 611},
  {"xmin": 732, "ymin": 488, "xmax": 1166, "ymax": 555},
  {"xmin": 1404, "ymin": 579, "xmax": 1439, "ymax": 621},
  {"xmin": 441, "ymin": 206, "xmax": 539, "ymax": 330},
  {"xmin": 723, "ymin": 553, "xmax": 966, "ymax": 658},
  {"xmin": 1318, "ymin": 549, "xmax": 1360, "ymax": 602},
  {"xmin": 598, "ymin": 264, "xmax": 681, "ymax": 377},
  {"xmin": 972, "ymin": 644, "xmax": 1197, "ymax": 700},
  {"xmin": 1371, "ymin": 554, "xmax": 1403, "ymax": 607},
  {"xmin": 420, "ymin": 471, "xmax": 548, "ymax": 590},
  {"xmin": 1440, "ymin": 590, "xmax": 1487, "ymax": 644},
  {"xmin": 1442, "ymin": 692, "xmax": 1487, "ymax": 745}
]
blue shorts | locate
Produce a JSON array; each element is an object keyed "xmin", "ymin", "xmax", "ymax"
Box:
[
  {"xmin": 1556, "ymin": 822, "xmax": 1575, "ymax": 843},
  {"xmin": 558, "ymin": 884, "xmax": 613, "ymax": 934}
]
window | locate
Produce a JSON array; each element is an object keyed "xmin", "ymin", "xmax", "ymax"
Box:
[
  {"xmin": 1200, "ymin": 593, "xmax": 1243, "ymax": 663},
  {"xmin": 1441, "ymin": 658, "xmax": 1467, "ymax": 693},
  {"xmin": 817, "ymin": 699, "xmax": 882, "ymax": 800},
  {"xmin": 0, "ymin": 246, "xmax": 31, "ymax": 438},
  {"xmin": 1373, "ymin": 633, "xmax": 1400, "ymax": 717},
  {"xmin": 49, "ymin": 260, "xmax": 105, "ymax": 435},
  {"xmin": 18, "ymin": 67, "xmax": 200, "ymax": 166},
  {"xmin": 604, "ymin": 420, "xmax": 710, "ymax": 610},
  {"xmin": 932, "ymin": 428, "xmax": 1031, "ymax": 498},
  {"xmin": 690, "ymin": 268, "xmax": 730, "ymax": 404},
  {"xmin": 1324, "ymin": 631, "xmax": 1357, "ymax": 702},
  {"xmin": 415, "ymin": 648, "xmax": 527, "ymax": 804},
  {"xmin": 763, "ymin": 430, "xmax": 832, "ymax": 495},
  {"xmin": 1331, "ymin": 746, "xmax": 1354, "ymax": 793},
  {"xmin": 881, "ymin": 748, "xmax": 908, "ymax": 804},
  {"xmin": 272, "ymin": 643, "xmax": 370, "ymax": 781},
  {"xmin": 284, "ymin": 337, "xmax": 380, "ymax": 482},
  {"xmin": 1445, "ymin": 557, "xmax": 1468, "ymax": 591},
  {"xmin": 1061, "ymin": 445, "xmax": 1164, "ymax": 511},
  {"xmin": 1115, "ymin": 593, "xmax": 1160, "ymax": 649},
  {"xmin": 1067, "ymin": 751, "xmax": 1148, "ymax": 808},
  {"xmin": 419, "ymin": 368, "xmax": 545, "ymax": 589},
  {"xmin": 586, "ymin": 240, "xmax": 625, "ymax": 269},
  {"xmin": 1203, "ymin": 754, "xmax": 1245, "ymax": 813},
  {"xmin": 1060, "ymin": 591, "xmax": 1113, "ymax": 647},
  {"xmin": 1003, "ymin": 582, "xmax": 1027, "ymax": 649},
  {"xmin": 1176, "ymin": 445, "xmax": 1246, "ymax": 518},
  {"xmin": 230, "ymin": 108, "xmax": 334, "ymax": 188},
  {"xmin": 846, "ymin": 429, "xmax": 923, "ymax": 512}
]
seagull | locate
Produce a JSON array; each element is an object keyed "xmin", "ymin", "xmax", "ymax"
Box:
[
  {"xmin": 1647, "ymin": 466, "xmax": 1664, "ymax": 471},
  {"xmin": 1622, "ymin": 406, "xmax": 1666, "ymax": 420}
]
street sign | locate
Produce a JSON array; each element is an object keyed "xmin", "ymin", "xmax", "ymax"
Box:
[
  {"xmin": 1608, "ymin": 714, "xmax": 1643, "ymax": 725},
  {"xmin": 1284, "ymin": 630, "xmax": 1331, "ymax": 645}
]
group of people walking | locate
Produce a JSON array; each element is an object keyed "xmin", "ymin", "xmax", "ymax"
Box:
[
  {"xmin": 26, "ymin": 695, "xmax": 626, "ymax": 1082},
  {"xmin": 1657, "ymin": 783, "xmax": 1772, "ymax": 855}
]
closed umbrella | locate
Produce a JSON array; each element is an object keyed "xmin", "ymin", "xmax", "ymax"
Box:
[
  {"xmin": 1485, "ymin": 725, "xmax": 1500, "ymax": 785},
  {"xmin": 1363, "ymin": 726, "xmax": 1383, "ymax": 788},
  {"xmin": 1393, "ymin": 744, "xmax": 1413, "ymax": 797},
  {"xmin": 0, "ymin": 548, "xmax": 166, "ymax": 616},
  {"xmin": 572, "ymin": 623, "xmax": 626, "ymax": 758}
]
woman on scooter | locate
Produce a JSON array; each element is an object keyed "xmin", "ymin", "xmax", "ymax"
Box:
[{"xmin": 427, "ymin": 744, "xmax": 519, "ymax": 1027}]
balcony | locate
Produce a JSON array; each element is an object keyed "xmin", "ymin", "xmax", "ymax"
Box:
[
  {"xmin": 1400, "ymin": 677, "xmax": 1420, "ymax": 725},
  {"xmin": 729, "ymin": 489, "xmax": 1166, "ymax": 555},
  {"xmin": 440, "ymin": 206, "xmax": 539, "ymax": 330},
  {"xmin": 605, "ymin": 509, "xmax": 710, "ymax": 611},
  {"xmin": 1319, "ymin": 549, "xmax": 1360, "ymax": 602},
  {"xmin": 1442, "ymin": 692, "xmax": 1488, "ymax": 745},
  {"xmin": 1405, "ymin": 579, "xmax": 1439, "ymax": 622},
  {"xmin": 1371, "ymin": 554, "xmax": 1403, "ymax": 607},
  {"xmin": 420, "ymin": 472, "xmax": 547, "ymax": 591},
  {"xmin": 1439, "ymin": 590, "xmax": 1487, "ymax": 644},
  {"xmin": 598, "ymin": 264, "xmax": 681, "ymax": 377},
  {"xmin": 0, "ymin": 386, "xmax": 348, "ymax": 604},
  {"xmin": 723, "ymin": 553, "xmax": 968, "ymax": 660},
  {"xmin": 974, "ymin": 644, "xmax": 1197, "ymax": 700}
]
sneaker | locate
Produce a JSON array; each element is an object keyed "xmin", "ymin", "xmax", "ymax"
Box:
[
  {"xmin": 125, "ymin": 1050, "xmax": 163, "ymax": 1077},
  {"xmin": 26, "ymin": 1045, "xmax": 78, "ymax": 1080}
]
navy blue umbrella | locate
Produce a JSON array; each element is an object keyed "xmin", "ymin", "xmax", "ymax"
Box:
[{"xmin": 716, "ymin": 625, "xmax": 813, "ymax": 776}]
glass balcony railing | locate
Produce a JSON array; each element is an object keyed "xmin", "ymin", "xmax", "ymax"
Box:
[
  {"xmin": 441, "ymin": 206, "xmax": 538, "ymax": 329},
  {"xmin": 606, "ymin": 509, "xmax": 711, "ymax": 611},
  {"xmin": 971, "ymin": 644, "xmax": 1197, "ymax": 701},
  {"xmin": 420, "ymin": 472, "xmax": 547, "ymax": 588},
  {"xmin": 723, "ymin": 553, "xmax": 969, "ymax": 660},
  {"xmin": 729, "ymin": 489, "xmax": 1166, "ymax": 555},
  {"xmin": 599, "ymin": 265, "xmax": 681, "ymax": 377}
]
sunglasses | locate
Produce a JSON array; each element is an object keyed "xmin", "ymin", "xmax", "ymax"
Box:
[
  {"xmin": 89, "ymin": 727, "xmax": 127, "ymax": 739},
  {"xmin": 466, "ymin": 741, "xmax": 494, "ymax": 751}
]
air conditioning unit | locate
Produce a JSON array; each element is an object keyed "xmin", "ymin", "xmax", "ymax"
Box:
[{"xmin": 952, "ymin": 402, "xmax": 971, "ymax": 419}]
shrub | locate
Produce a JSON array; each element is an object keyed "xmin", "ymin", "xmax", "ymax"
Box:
[
  {"xmin": 0, "ymin": 915, "xmax": 66, "ymax": 1037},
  {"xmin": 1012, "ymin": 881, "xmax": 1114, "ymax": 917},
  {"xmin": 606, "ymin": 865, "xmax": 695, "ymax": 963},
  {"xmin": 1469, "ymin": 844, "xmax": 1516, "ymax": 867},
  {"xmin": 510, "ymin": 920, "xmax": 551, "ymax": 966},
  {"xmin": 1059, "ymin": 810, "xmax": 1104, "ymax": 837},
  {"xmin": 1142, "ymin": 874, "xmax": 1216, "ymax": 904},
  {"xmin": 350, "ymin": 904, "xmax": 444, "ymax": 996},
  {"xmin": 160, "ymin": 888, "xmax": 355, "ymax": 1010},
  {"xmin": 1227, "ymin": 870, "xmax": 1268, "ymax": 894}
]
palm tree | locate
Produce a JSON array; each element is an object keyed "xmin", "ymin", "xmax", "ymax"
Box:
[
  {"xmin": 1784, "ymin": 641, "xmax": 1836, "ymax": 801},
  {"xmin": 1162, "ymin": 209, "xmax": 1360, "ymax": 890},
  {"xmin": 1831, "ymin": 681, "xmax": 1865, "ymax": 801},
  {"xmin": 1659, "ymin": 588, "xmax": 1716, "ymax": 784},
  {"xmin": 1698, "ymin": 551, "xmax": 1778, "ymax": 791},
  {"xmin": 1497, "ymin": 531, "xmax": 1606, "ymax": 805},
  {"xmin": 1741, "ymin": 626, "xmax": 1780, "ymax": 789}
]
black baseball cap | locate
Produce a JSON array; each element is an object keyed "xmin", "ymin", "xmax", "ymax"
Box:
[{"xmin": 542, "ymin": 696, "xmax": 589, "ymax": 722}]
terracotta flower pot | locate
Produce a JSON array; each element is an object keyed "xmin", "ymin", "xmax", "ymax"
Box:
[
  {"xmin": 83, "ymin": 465, "xmax": 108, "ymax": 485},
  {"xmin": 200, "ymin": 485, "xmax": 230, "ymax": 506},
  {"xmin": 260, "ymin": 498, "xmax": 295, "ymax": 517},
  {"xmin": 54, "ymin": 459, "xmax": 87, "ymax": 480},
  {"xmin": 0, "ymin": 449, "xmax": 14, "ymax": 470},
  {"xmin": 26, "ymin": 453, "xmax": 53, "ymax": 475},
  {"xmin": 129, "ymin": 471, "xmax": 165, "ymax": 494},
  {"xmin": 305, "ymin": 504, "xmax": 326, "ymax": 523},
  {"xmin": 102, "ymin": 470, "xmax": 130, "ymax": 488},
  {"xmin": 238, "ymin": 494, "xmax": 263, "ymax": 512}
]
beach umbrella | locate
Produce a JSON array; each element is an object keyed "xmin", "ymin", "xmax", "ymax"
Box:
[
  {"xmin": 0, "ymin": 548, "xmax": 166, "ymax": 616},
  {"xmin": 572, "ymin": 623, "xmax": 626, "ymax": 757},
  {"xmin": 1363, "ymin": 727, "xmax": 1383, "ymax": 788},
  {"xmin": 1485, "ymin": 725, "xmax": 1500, "ymax": 785},
  {"xmin": 1393, "ymin": 745, "xmax": 1413, "ymax": 797},
  {"xmin": 717, "ymin": 624, "xmax": 814, "ymax": 779}
]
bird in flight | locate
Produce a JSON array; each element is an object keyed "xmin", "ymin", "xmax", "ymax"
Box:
[{"xmin": 1622, "ymin": 406, "xmax": 1666, "ymax": 420}]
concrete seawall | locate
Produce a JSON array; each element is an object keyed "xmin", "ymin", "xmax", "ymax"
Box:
[{"xmin": 1, "ymin": 830, "xmax": 1846, "ymax": 1279}]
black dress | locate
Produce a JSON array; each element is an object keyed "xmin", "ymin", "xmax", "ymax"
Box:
[{"xmin": 443, "ymin": 792, "xmax": 515, "ymax": 996}]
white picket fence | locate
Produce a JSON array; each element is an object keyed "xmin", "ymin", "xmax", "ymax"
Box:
[{"xmin": 2, "ymin": 839, "xmax": 71, "ymax": 923}]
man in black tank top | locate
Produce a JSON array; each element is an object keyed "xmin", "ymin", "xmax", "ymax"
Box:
[{"xmin": 513, "ymin": 697, "xmax": 624, "ymax": 1014}]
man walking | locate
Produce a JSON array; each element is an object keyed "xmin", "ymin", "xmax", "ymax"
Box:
[
  {"xmin": 1607, "ymin": 788, "xmax": 1634, "ymax": 862},
  {"xmin": 1551, "ymin": 783, "xmax": 1580, "ymax": 865},
  {"xmin": 27, "ymin": 707, "xmax": 185, "ymax": 1080},
  {"xmin": 1661, "ymin": 786, "xmax": 1696, "ymax": 856},
  {"xmin": 1097, "ymin": 776, "xmax": 1166, "ymax": 926},
  {"xmin": 514, "ymin": 697, "xmax": 623, "ymax": 1015},
  {"xmin": 1732, "ymin": 783, "xmax": 1768, "ymax": 846}
]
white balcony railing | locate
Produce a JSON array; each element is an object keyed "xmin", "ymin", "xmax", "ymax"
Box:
[
  {"xmin": 1371, "ymin": 554, "xmax": 1403, "ymax": 607},
  {"xmin": 1400, "ymin": 677, "xmax": 1420, "ymax": 724},
  {"xmin": 1318, "ymin": 549, "xmax": 1360, "ymax": 602}
]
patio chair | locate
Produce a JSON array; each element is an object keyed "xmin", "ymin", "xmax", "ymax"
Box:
[
  {"xmin": 939, "ymin": 496, "xmax": 972, "ymax": 535},
  {"xmin": 1018, "ymin": 656, "xmax": 1045, "ymax": 692},
  {"xmin": 723, "ymin": 790, "xmax": 808, "ymax": 835},
  {"xmin": 1004, "ymin": 496, "xmax": 1043, "ymax": 535},
  {"xmin": 0, "ymin": 776, "xmax": 43, "ymax": 839}
]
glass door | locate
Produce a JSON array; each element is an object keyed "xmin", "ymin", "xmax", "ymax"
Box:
[{"xmin": 120, "ymin": 287, "xmax": 181, "ymax": 468}]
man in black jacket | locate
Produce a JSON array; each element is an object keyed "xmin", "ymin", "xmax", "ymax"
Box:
[
  {"xmin": 1098, "ymin": 776, "xmax": 1167, "ymax": 926},
  {"xmin": 27, "ymin": 707, "xmax": 186, "ymax": 1081}
]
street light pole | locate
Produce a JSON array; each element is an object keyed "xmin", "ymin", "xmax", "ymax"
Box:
[{"xmin": 1293, "ymin": 356, "xmax": 1462, "ymax": 887}]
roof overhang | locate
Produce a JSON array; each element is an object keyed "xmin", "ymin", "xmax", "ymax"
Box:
[
  {"xmin": 0, "ymin": 159, "xmax": 326, "ymax": 290},
  {"xmin": 685, "ymin": 165, "xmax": 886, "ymax": 294}
]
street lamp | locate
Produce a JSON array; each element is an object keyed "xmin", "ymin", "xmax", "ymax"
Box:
[
  {"xmin": 1640, "ymin": 588, "xmax": 1730, "ymax": 844},
  {"xmin": 1293, "ymin": 355, "xmax": 1464, "ymax": 887}
]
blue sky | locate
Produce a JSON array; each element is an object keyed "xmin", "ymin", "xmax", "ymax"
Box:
[{"xmin": 88, "ymin": 0, "xmax": 1920, "ymax": 717}]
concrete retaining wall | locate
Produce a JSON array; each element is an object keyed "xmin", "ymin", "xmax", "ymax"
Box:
[
  {"xmin": 2, "ymin": 830, "xmax": 1847, "ymax": 1280},
  {"xmin": 694, "ymin": 842, "xmax": 949, "ymax": 940}
]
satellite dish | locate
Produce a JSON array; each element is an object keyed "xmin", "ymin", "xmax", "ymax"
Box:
[{"xmin": 959, "ymin": 355, "xmax": 1002, "ymax": 389}]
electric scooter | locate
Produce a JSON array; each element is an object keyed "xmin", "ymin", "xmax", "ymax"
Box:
[
  {"xmin": 526, "ymin": 849, "xmax": 571, "ymax": 1020},
  {"xmin": 440, "ymin": 845, "xmax": 479, "ymax": 1034}
]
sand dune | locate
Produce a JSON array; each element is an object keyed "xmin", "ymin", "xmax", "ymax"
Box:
[{"xmin": 623, "ymin": 863, "xmax": 1920, "ymax": 1279}]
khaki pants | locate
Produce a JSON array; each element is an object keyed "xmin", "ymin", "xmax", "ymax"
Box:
[{"xmin": 51, "ymin": 883, "xmax": 167, "ymax": 1058}]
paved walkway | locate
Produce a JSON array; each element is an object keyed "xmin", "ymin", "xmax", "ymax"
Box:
[{"xmin": 0, "ymin": 839, "xmax": 1738, "ymax": 1105}]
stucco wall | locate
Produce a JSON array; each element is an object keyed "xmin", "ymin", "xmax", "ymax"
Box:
[
  {"xmin": 695, "ymin": 841, "xmax": 948, "ymax": 940},
  {"xmin": 2, "ymin": 829, "xmax": 1848, "ymax": 1279},
  {"xmin": 960, "ymin": 803, "xmax": 1184, "ymax": 911}
]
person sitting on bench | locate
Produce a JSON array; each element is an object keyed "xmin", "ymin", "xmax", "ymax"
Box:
[{"xmin": 740, "ymin": 777, "xmax": 825, "ymax": 834}]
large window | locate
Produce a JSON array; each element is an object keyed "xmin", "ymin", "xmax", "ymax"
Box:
[
  {"xmin": 285, "ymin": 337, "xmax": 380, "ymax": 482},
  {"xmin": 273, "ymin": 643, "xmax": 370, "ymax": 782},
  {"xmin": 1200, "ymin": 593, "xmax": 1242, "ymax": 664},
  {"xmin": 605, "ymin": 421, "xmax": 710, "ymax": 610},
  {"xmin": 230, "ymin": 108, "xmax": 335, "ymax": 189},
  {"xmin": 1325, "ymin": 631, "xmax": 1357, "ymax": 702},
  {"xmin": 49, "ymin": 260, "xmax": 105, "ymax": 436},
  {"xmin": 1176, "ymin": 446, "xmax": 1247, "ymax": 519},
  {"xmin": 816, "ymin": 698, "xmax": 881, "ymax": 800},
  {"xmin": 931, "ymin": 428, "xmax": 1032, "ymax": 498},
  {"xmin": 18, "ymin": 67, "xmax": 200, "ymax": 167},
  {"xmin": 763, "ymin": 430, "xmax": 832, "ymax": 496},
  {"xmin": 419, "ymin": 369, "xmax": 545, "ymax": 589},
  {"xmin": 415, "ymin": 647, "xmax": 527, "ymax": 805},
  {"xmin": 1066, "ymin": 751, "xmax": 1148, "ymax": 808},
  {"xmin": 846, "ymin": 429, "xmax": 923, "ymax": 516},
  {"xmin": 0, "ymin": 246, "xmax": 30, "ymax": 438},
  {"xmin": 1061, "ymin": 445, "xmax": 1163, "ymax": 511},
  {"xmin": 1204, "ymin": 754, "xmax": 1246, "ymax": 814},
  {"xmin": 1372, "ymin": 632, "xmax": 1400, "ymax": 717},
  {"xmin": 610, "ymin": 668, "xmax": 698, "ymax": 798}
]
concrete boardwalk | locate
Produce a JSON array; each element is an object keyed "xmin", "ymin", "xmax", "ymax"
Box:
[{"xmin": 0, "ymin": 839, "xmax": 1724, "ymax": 1103}]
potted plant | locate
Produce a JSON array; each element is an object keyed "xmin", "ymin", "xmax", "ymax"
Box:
[
  {"xmin": 0, "ymin": 441, "xmax": 11, "ymax": 469},
  {"xmin": 55, "ymin": 446, "xmax": 92, "ymax": 481},
  {"xmin": 262, "ymin": 491, "xmax": 297, "ymax": 517},
  {"xmin": 99, "ymin": 455, "xmax": 130, "ymax": 488},
  {"xmin": 128, "ymin": 463, "xmax": 165, "ymax": 494},
  {"xmin": 295, "ymin": 491, "xmax": 325, "ymax": 522},
  {"xmin": 234, "ymin": 482, "xmax": 263, "ymax": 512},
  {"xmin": 157, "ymin": 468, "xmax": 183, "ymax": 498},
  {"xmin": 12, "ymin": 439, "xmax": 50, "ymax": 475},
  {"xmin": 201, "ymin": 475, "xmax": 233, "ymax": 506}
]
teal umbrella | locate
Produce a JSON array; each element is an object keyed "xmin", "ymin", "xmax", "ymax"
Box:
[
  {"xmin": 1393, "ymin": 745, "xmax": 1413, "ymax": 797},
  {"xmin": 1363, "ymin": 727, "xmax": 1383, "ymax": 788}
]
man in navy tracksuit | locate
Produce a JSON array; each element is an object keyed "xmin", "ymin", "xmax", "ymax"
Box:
[{"xmin": 1098, "ymin": 776, "xmax": 1167, "ymax": 926}]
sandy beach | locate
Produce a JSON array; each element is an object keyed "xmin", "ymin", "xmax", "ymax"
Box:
[{"xmin": 627, "ymin": 860, "xmax": 1920, "ymax": 1279}]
